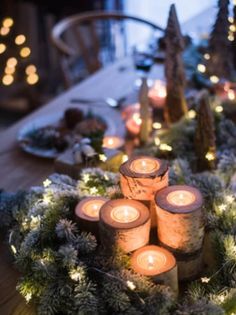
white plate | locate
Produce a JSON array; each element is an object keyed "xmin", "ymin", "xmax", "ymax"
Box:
[{"xmin": 17, "ymin": 106, "xmax": 125, "ymax": 159}]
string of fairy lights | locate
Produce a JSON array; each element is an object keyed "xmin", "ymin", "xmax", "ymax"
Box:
[{"xmin": 0, "ymin": 17, "xmax": 39, "ymax": 86}]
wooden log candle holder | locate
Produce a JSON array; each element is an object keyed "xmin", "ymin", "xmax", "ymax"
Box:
[
  {"xmin": 99, "ymin": 199, "xmax": 151, "ymax": 253},
  {"xmin": 131, "ymin": 245, "xmax": 178, "ymax": 296},
  {"xmin": 75, "ymin": 197, "xmax": 108, "ymax": 236},
  {"xmin": 155, "ymin": 185, "xmax": 204, "ymax": 280},
  {"xmin": 120, "ymin": 156, "xmax": 168, "ymax": 227}
]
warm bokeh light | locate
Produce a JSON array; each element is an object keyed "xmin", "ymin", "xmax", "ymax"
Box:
[
  {"xmin": 228, "ymin": 17, "xmax": 234, "ymax": 23},
  {"xmin": 5, "ymin": 66, "xmax": 15, "ymax": 74},
  {"xmin": 187, "ymin": 109, "xmax": 196, "ymax": 119},
  {"xmin": 26, "ymin": 73, "xmax": 39, "ymax": 85},
  {"xmin": 160, "ymin": 143, "xmax": 172, "ymax": 152},
  {"xmin": 197, "ymin": 64, "xmax": 206, "ymax": 73},
  {"xmin": 15, "ymin": 34, "xmax": 26, "ymax": 45},
  {"xmin": 20, "ymin": 47, "xmax": 31, "ymax": 58},
  {"xmin": 228, "ymin": 34, "xmax": 234, "ymax": 41},
  {"xmin": 205, "ymin": 151, "xmax": 215, "ymax": 161},
  {"xmin": 25, "ymin": 64, "xmax": 36, "ymax": 75},
  {"xmin": 210, "ymin": 75, "xmax": 219, "ymax": 84},
  {"xmin": 152, "ymin": 122, "xmax": 162, "ymax": 130},
  {"xmin": 154, "ymin": 137, "xmax": 161, "ymax": 146},
  {"xmin": 203, "ymin": 53, "xmax": 210, "ymax": 60},
  {"xmin": 229, "ymin": 24, "xmax": 236, "ymax": 32},
  {"xmin": 215, "ymin": 105, "xmax": 223, "ymax": 113},
  {"xmin": 2, "ymin": 74, "xmax": 14, "ymax": 85},
  {"xmin": 0, "ymin": 43, "xmax": 6, "ymax": 54},
  {"xmin": 3, "ymin": 17, "xmax": 14, "ymax": 28},
  {"xmin": 0, "ymin": 27, "xmax": 10, "ymax": 36},
  {"xmin": 7, "ymin": 57, "xmax": 17, "ymax": 67},
  {"xmin": 228, "ymin": 89, "xmax": 235, "ymax": 101}
]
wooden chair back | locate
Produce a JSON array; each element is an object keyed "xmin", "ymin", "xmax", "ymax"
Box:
[{"xmin": 51, "ymin": 11, "xmax": 164, "ymax": 87}]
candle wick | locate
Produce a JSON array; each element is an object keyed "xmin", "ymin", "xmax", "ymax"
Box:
[{"xmin": 147, "ymin": 255, "xmax": 154, "ymax": 269}]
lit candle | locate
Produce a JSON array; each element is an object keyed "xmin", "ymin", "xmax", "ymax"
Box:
[
  {"xmin": 126, "ymin": 112, "xmax": 142, "ymax": 136},
  {"xmin": 155, "ymin": 185, "xmax": 204, "ymax": 280},
  {"xmin": 130, "ymin": 157, "xmax": 160, "ymax": 174},
  {"xmin": 120, "ymin": 156, "xmax": 168, "ymax": 200},
  {"xmin": 148, "ymin": 80, "xmax": 167, "ymax": 108},
  {"xmin": 121, "ymin": 103, "xmax": 140, "ymax": 121},
  {"xmin": 103, "ymin": 136, "xmax": 124, "ymax": 150},
  {"xmin": 75, "ymin": 197, "xmax": 108, "ymax": 235},
  {"xmin": 99, "ymin": 199, "xmax": 150, "ymax": 252},
  {"xmin": 131, "ymin": 245, "xmax": 178, "ymax": 295}
]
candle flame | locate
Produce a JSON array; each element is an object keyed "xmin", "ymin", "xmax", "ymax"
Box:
[
  {"xmin": 108, "ymin": 138, "xmax": 114, "ymax": 145},
  {"xmin": 93, "ymin": 204, "xmax": 98, "ymax": 210},
  {"xmin": 147, "ymin": 255, "xmax": 154, "ymax": 269},
  {"xmin": 141, "ymin": 160, "xmax": 147, "ymax": 170}
]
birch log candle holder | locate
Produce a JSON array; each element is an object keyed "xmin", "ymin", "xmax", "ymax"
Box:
[
  {"xmin": 99, "ymin": 199, "xmax": 151, "ymax": 253},
  {"xmin": 155, "ymin": 185, "xmax": 205, "ymax": 280},
  {"xmin": 75, "ymin": 197, "xmax": 108, "ymax": 235},
  {"xmin": 131, "ymin": 245, "xmax": 178, "ymax": 296},
  {"xmin": 119, "ymin": 156, "xmax": 168, "ymax": 227}
]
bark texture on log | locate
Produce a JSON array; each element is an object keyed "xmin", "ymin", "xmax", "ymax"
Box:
[
  {"xmin": 120, "ymin": 156, "xmax": 168, "ymax": 200},
  {"xmin": 99, "ymin": 199, "xmax": 151, "ymax": 253}
]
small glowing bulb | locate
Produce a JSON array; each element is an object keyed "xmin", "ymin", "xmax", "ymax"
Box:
[
  {"xmin": 20, "ymin": 47, "xmax": 31, "ymax": 58},
  {"xmin": 215, "ymin": 105, "xmax": 223, "ymax": 113},
  {"xmin": 2, "ymin": 74, "xmax": 14, "ymax": 85},
  {"xmin": 147, "ymin": 255, "xmax": 154, "ymax": 269},
  {"xmin": 204, "ymin": 53, "xmax": 210, "ymax": 60},
  {"xmin": 197, "ymin": 64, "xmax": 206, "ymax": 73},
  {"xmin": 230, "ymin": 24, "xmax": 236, "ymax": 32},
  {"xmin": 228, "ymin": 34, "xmax": 234, "ymax": 41},
  {"xmin": 0, "ymin": 27, "xmax": 10, "ymax": 36},
  {"xmin": 226, "ymin": 195, "xmax": 234, "ymax": 203},
  {"xmin": 160, "ymin": 143, "xmax": 172, "ymax": 151},
  {"xmin": 228, "ymin": 17, "xmax": 234, "ymax": 23},
  {"xmin": 152, "ymin": 122, "xmax": 162, "ymax": 129},
  {"xmin": 3, "ymin": 17, "xmax": 14, "ymax": 28},
  {"xmin": 187, "ymin": 109, "xmax": 196, "ymax": 119},
  {"xmin": 122, "ymin": 154, "xmax": 128, "ymax": 163},
  {"xmin": 107, "ymin": 138, "xmax": 114, "ymax": 146},
  {"xmin": 210, "ymin": 75, "xmax": 219, "ymax": 84},
  {"xmin": 154, "ymin": 137, "xmax": 161, "ymax": 146},
  {"xmin": 11, "ymin": 245, "xmax": 17, "ymax": 254},
  {"xmin": 218, "ymin": 204, "xmax": 227, "ymax": 212},
  {"xmin": 7, "ymin": 57, "xmax": 17, "ymax": 67},
  {"xmin": 228, "ymin": 89, "xmax": 235, "ymax": 100},
  {"xmin": 205, "ymin": 151, "xmax": 215, "ymax": 161},
  {"xmin": 25, "ymin": 64, "xmax": 36, "ymax": 75},
  {"xmin": 4, "ymin": 66, "xmax": 15, "ymax": 74},
  {"xmin": 0, "ymin": 43, "xmax": 6, "ymax": 54},
  {"xmin": 15, "ymin": 34, "xmax": 26, "ymax": 45},
  {"xmin": 27, "ymin": 73, "xmax": 39, "ymax": 85},
  {"xmin": 99, "ymin": 154, "xmax": 107, "ymax": 162},
  {"xmin": 133, "ymin": 113, "xmax": 142, "ymax": 125}
]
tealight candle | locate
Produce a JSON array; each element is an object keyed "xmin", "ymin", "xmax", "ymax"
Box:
[
  {"xmin": 131, "ymin": 245, "xmax": 178, "ymax": 295},
  {"xmin": 120, "ymin": 156, "xmax": 168, "ymax": 228},
  {"xmin": 99, "ymin": 199, "xmax": 150, "ymax": 252},
  {"xmin": 103, "ymin": 136, "xmax": 125, "ymax": 150},
  {"xmin": 148, "ymin": 80, "xmax": 167, "ymax": 108},
  {"xmin": 155, "ymin": 185, "xmax": 204, "ymax": 280},
  {"xmin": 120, "ymin": 156, "xmax": 168, "ymax": 200},
  {"xmin": 75, "ymin": 197, "xmax": 108, "ymax": 235}
]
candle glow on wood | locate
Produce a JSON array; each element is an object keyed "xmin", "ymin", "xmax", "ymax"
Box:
[
  {"xmin": 111, "ymin": 205, "xmax": 140, "ymax": 223},
  {"xmin": 130, "ymin": 157, "xmax": 160, "ymax": 174},
  {"xmin": 148, "ymin": 80, "xmax": 166, "ymax": 108},
  {"xmin": 137, "ymin": 250, "xmax": 167, "ymax": 271},
  {"xmin": 126, "ymin": 113, "xmax": 142, "ymax": 135},
  {"xmin": 75, "ymin": 197, "xmax": 108, "ymax": 220},
  {"xmin": 103, "ymin": 136, "xmax": 124, "ymax": 150},
  {"xmin": 167, "ymin": 190, "xmax": 196, "ymax": 206}
]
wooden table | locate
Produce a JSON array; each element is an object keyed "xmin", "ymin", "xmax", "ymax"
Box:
[{"xmin": 0, "ymin": 58, "xmax": 164, "ymax": 315}]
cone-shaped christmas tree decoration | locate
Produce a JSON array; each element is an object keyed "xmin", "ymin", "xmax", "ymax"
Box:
[
  {"xmin": 208, "ymin": 0, "xmax": 234, "ymax": 79},
  {"xmin": 164, "ymin": 4, "xmax": 187, "ymax": 124},
  {"xmin": 194, "ymin": 90, "xmax": 216, "ymax": 171},
  {"xmin": 139, "ymin": 77, "xmax": 152, "ymax": 144}
]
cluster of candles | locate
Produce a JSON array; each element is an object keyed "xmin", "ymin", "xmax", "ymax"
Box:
[{"xmin": 75, "ymin": 155, "xmax": 204, "ymax": 295}]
